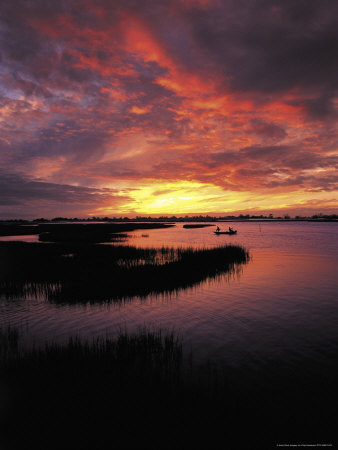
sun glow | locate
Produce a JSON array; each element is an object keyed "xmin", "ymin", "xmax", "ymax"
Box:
[
  {"xmin": 89, "ymin": 179, "xmax": 338, "ymax": 217},
  {"xmin": 92, "ymin": 180, "xmax": 255, "ymax": 215},
  {"xmin": 127, "ymin": 181, "xmax": 227, "ymax": 214}
]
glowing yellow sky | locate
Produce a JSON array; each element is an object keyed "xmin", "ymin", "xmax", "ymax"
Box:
[{"xmin": 92, "ymin": 180, "xmax": 338, "ymax": 216}]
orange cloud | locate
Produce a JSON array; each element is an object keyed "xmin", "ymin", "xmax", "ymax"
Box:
[{"xmin": 130, "ymin": 105, "xmax": 152, "ymax": 115}]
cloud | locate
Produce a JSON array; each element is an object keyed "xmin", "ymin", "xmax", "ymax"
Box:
[
  {"xmin": 0, "ymin": 0, "xmax": 337, "ymax": 216},
  {"xmin": 249, "ymin": 119, "xmax": 287, "ymax": 141},
  {"xmin": 184, "ymin": 1, "xmax": 338, "ymax": 95},
  {"xmin": 0, "ymin": 171, "xmax": 130, "ymax": 218}
]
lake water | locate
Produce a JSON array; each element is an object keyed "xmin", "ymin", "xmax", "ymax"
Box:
[{"xmin": 1, "ymin": 221, "xmax": 338, "ymax": 371}]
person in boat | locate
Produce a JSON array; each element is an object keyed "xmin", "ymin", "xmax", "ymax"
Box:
[
  {"xmin": 228, "ymin": 226, "xmax": 233, "ymax": 232},
  {"xmin": 216, "ymin": 226, "xmax": 220, "ymax": 232}
]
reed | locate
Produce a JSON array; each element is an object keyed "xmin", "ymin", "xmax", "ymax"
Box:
[
  {"xmin": 0, "ymin": 325, "xmax": 19, "ymax": 358},
  {"xmin": 0, "ymin": 242, "xmax": 249, "ymax": 303},
  {"xmin": 0, "ymin": 327, "xmax": 225, "ymax": 449},
  {"xmin": 1, "ymin": 327, "xmax": 337, "ymax": 449}
]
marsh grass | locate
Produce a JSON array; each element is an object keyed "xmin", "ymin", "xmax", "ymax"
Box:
[
  {"xmin": 0, "ymin": 328, "xmax": 227, "ymax": 449},
  {"xmin": 0, "ymin": 242, "xmax": 249, "ymax": 303},
  {"xmin": 0, "ymin": 325, "xmax": 19, "ymax": 358},
  {"xmin": 1, "ymin": 327, "xmax": 337, "ymax": 449}
]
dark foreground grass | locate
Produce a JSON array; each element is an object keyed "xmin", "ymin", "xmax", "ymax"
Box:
[
  {"xmin": 1, "ymin": 327, "xmax": 337, "ymax": 450},
  {"xmin": 0, "ymin": 242, "xmax": 248, "ymax": 303},
  {"xmin": 0, "ymin": 328, "xmax": 221, "ymax": 450}
]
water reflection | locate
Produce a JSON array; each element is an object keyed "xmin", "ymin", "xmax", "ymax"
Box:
[
  {"xmin": 0, "ymin": 234, "xmax": 39, "ymax": 242},
  {"xmin": 0, "ymin": 222, "xmax": 337, "ymax": 369}
]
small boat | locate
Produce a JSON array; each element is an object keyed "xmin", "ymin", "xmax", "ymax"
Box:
[{"xmin": 214, "ymin": 230, "xmax": 237, "ymax": 235}]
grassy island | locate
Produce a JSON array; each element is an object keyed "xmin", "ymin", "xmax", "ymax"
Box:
[{"xmin": 0, "ymin": 242, "xmax": 248, "ymax": 303}]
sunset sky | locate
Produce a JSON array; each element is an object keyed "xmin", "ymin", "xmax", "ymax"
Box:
[{"xmin": 1, "ymin": 0, "xmax": 338, "ymax": 218}]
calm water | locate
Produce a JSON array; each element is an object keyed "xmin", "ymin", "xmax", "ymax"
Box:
[{"xmin": 1, "ymin": 221, "xmax": 338, "ymax": 370}]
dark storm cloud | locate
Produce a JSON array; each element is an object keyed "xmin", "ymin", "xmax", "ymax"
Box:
[
  {"xmin": 0, "ymin": 171, "xmax": 125, "ymax": 206},
  {"xmin": 213, "ymin": 143, "xmax": 338, "ymax": 169},
  {"xmin": 181, "ymin": 0, "xmax": 338, "ymax": 117},
  {"xmin": 240, "ymin": 144, "xmax": 338, "ymax": 170},
  {"xmin": 249, "ymin": 119, "xmax": 287, "ymax": 140}
]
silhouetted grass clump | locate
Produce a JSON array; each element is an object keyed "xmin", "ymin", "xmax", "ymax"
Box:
[
  {"xmin": 0, "ymin": 328, "xmax": 226, "ymax": 449},
  {"xmin": 0, "ymin": 242, "xmax": 249, "ymax": 303},
  {"xmin": 0, "ymin": 325, "xmax": 19, "ymax": 357}
]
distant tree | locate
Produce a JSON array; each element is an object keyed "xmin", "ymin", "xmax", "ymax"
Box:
[{"xmin": 52, "ymin": 217, "xmax": 67, "ymax": 221}]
